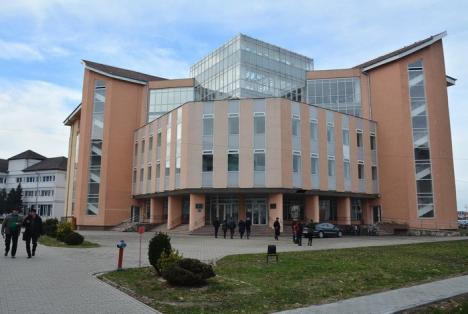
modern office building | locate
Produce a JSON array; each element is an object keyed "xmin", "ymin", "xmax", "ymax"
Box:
[
  {"xmin": 64, "ymin": 32, "xmax": 458, "ymax": 231},
  {"xmin": 0, "ymin": 150, "xmax": 67, "ymax": 218}
]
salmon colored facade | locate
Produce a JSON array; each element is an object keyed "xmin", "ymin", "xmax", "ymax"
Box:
[{"xmin": 64, "ymin": 32, "xmax": 458, "ymax": 231}]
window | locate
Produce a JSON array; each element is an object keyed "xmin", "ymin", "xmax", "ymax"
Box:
[
  {"xmin": 26, "ymin": 177, "xmax": 35, "ymax": 183},
  {"xmin": 372, "ymin": 166, "xmax": 378, "ymax": 180},
  {"xmin": 358, "ymin": 161, "xmax": 364, "ymax": 179},
  {"xmin": 202, "ymin": 151, "xmax": 213, "ymax": 172},
  {"xmin": 356, "ymin": 129, "xmax": 363, "ymax": 148},
  {"xmin": 140, "ymin": 168, "xmax": 144, "ymax": 181},
  {"xmin": 228, "ymin": 114, "xmax": 239, "ymax": 135},
  {"xmin": 292, "ymin": 115, "xmax": 300, "ymax": 136},
  {"xmin": 344, "ymin": 159, "xmax": 350, "ymax": 178},
  {"xmin": 351, "ymin": 199, "xmax": 362, "ymax": 220},
  {"xmin": 327, "ymin": 123, "xmax": 334, "ymax": 143},
  {"xmin": 147, "ymin": 166, "xmax": 152, "ymax": 180},
  {"xmin": 328, "ymin": 156, "xmax": 335, "ymax": 176},
  {"xmin": 254, "ymin": 150, "xmax": 265, "ymax": 171},
  {"xmin": 156, "ymin": 163, "xmax": 160, "ymax": 177},
  {"xmin": 228, "ymin": 150, "xmax": 239, "ymax": 171},
  {"xmin": 156, "ymin": 131, "xmax": 162, "ymax": 147},
  {"xmin": 141, "ymin": 139, "xmax": 145, "ymax": 153},
  {"xmin": 370, "ymin": 133, "xmax": 376, "ymax": 150},
  {"xmin": 134, "ymin": 142, "xmax": 138, "ymax": 156},
  {"xmin": 203, "ymin": 115, "xmax": 214, "ymax": 136},
  {"xmin": 38, "ymin": 204, "xmax": 52, "ymax": 217},
  {"xmin": 149, "ymin": 136, "xmax": 153, "ymax": 151},
  {"xmin": 254, "ymin": 114, "xmax": 265, "ymax": 135},
  {"xmin": 342, "ymin": 129, "xmax": 349, "ymax": 146},
  {"xmin": 293, "ymin": 152, "xmax": 301, "ymax": 173},
  {"xmin": 17, "ymin": 177, "xmax": 22, "ymax": 183},
  {"xmin": 310, "ymin": 119, "xmax": 318, "ymax": 140},
  {"xmin": 311, "ymin": 154, "xmax": 319, "ymax": 175},
  {"xmin": 133, "ymin": 169, "xmax": 137, "ymax": 183}
]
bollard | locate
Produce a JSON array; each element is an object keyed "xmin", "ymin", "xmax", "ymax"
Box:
[{"xmin": 116, "ymin": 240, "xmax": 127, "ymax": 271}]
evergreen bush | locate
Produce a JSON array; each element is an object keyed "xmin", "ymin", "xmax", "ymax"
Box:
[
  {"xmin": 162, "ymin": 258, "xmax": 215, "ymax": 286},
  {"xmin": 56, "ymin": 221, "xmax": 73, "ymax": 242},
  {"xmin": 148, "ymin": 232, "xmax": 172, "ymax": 275},
  {"xmin": 43, "ymin": 218, "xmax": 59, "ymax": 238},
  {"xmin": 157, "ymin": 249, "xmax": 183, "ymax": 274},
  {"xmin": 64, "ymin": 232, "xmax": 84, "ymax": 245}
]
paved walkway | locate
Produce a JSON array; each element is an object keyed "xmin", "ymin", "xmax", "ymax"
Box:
[
  {"xmin": 278, "ymin": 275, "xmax": 468, "ymax": 314},
  {"xmin": 0, "ymin": 232, "xmax": 467, "ymax": 314}
]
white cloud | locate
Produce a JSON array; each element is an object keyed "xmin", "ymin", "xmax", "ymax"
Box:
[
  {"xmin": 0, "ymin": 39, "xmax": 44, "ymax": 61},
  {"xmin": 0, "ymin": 80, "xmax": 81, "ymax": 158}
]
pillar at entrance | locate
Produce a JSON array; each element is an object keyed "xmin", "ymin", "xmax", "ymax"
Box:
[
  {"xmin": 337, "ymin": 197, "xmax": 351, "ymax": 225},
  {"xmin": 362, "ymin": 199, "xmax": 373, "ymax": 225},
  {"xmin": 268, "ymin": 193, "xmax": 283, "ymax": 231},
  {"xmin": 150, "ymin": 197, "xmax": 164, "ymax": 224},
  {"xmin": 167, "ymin": 195, "xmax": 182, "ymax": 229},
  {"xmin": 305, "ymin": 195, "xmax": 320, "ymax": 223},
  {"xmin": 189, "ymin": 194, "xmax": 205, "ymax": 232}
]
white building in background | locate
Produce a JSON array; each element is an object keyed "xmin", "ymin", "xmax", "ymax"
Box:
[{"xmin": 0, "ymin": 150, "xmax": 67, "ymax": 219}]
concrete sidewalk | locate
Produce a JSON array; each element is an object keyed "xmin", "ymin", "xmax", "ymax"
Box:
[{"xmin": 278, "ymin": 275, "xmax": 468, "ymax": 314}]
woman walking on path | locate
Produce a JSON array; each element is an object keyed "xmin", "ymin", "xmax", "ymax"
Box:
[
  {"xmin": 273, "ymin": 217, "xmax": 281, "ymax": 240},
  {"xmin": 22, "ymin": 209, "xmax": 43, "ymax": 258}
]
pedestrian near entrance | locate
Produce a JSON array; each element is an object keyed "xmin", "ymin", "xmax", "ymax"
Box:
[
  {"xmin": 292, "ymin": 221, "xmax": 297, "ymax": 243},
  {"xmin": 296, "ymin": 221, "xmax": 303, "ymax": 246},
  {"xmin": 238, "ymin": 220, "xmax": 246, "ymax": 239},
  {"xmin": 22, "ymin": 209, "xmax": 43, "ymax": 258},
  {"xmin": 1, "ymin": 208, "xmax": 23, "ymax": 258},
  {"xmin": 306, "ymin": 219, "xmax": 314, "ymax": 246},
  {"xmin": 212, "ymin": 217, "xmax": 220, "ymax": 238},
  {"xmin": 245, "ymin": 217, "xmax": 252, "ymax": 239},
  {"xmin": 228, "ymin": 218, "xmax": 236, "ymax": 239},
  {"xmin": 222, "ymin": 219, "xmax": 228, "ymax": 239},
  {"xmin": 273, "ymin": 217, "xmax": 281, "ymax": 240}
]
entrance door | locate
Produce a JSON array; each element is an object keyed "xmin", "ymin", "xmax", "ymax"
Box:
[
  {"xmin": 131, "ymin": 206, "xmax": 140, "ymax": 222},
  {"xmin": 373, "ymin": 206, "xmax": 381, "ymax": 223},
  {"xmin": 246, "ymin": 199, "xmax": 267, "ymax": 225},
  {"xmin": 182, "ymin": 198, "xmax": 190, "ymax": 224}
]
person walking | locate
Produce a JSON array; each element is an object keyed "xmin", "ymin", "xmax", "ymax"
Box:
[
  {"xmin": 306, "ymin": 219, "xmax": 314, "ymax": 246},
  {"xmin": 221, "ymin": 219, "xmax": 228, "ymax": 239},
  {"xmin": 296, "ymin": 221, "xmax": 303, "ymax": 246},
  {"xmin": 291, "ymin": 221, "xmax": 297, "ymax": 243},
  {"xmin": 238, "ymin": 219, "xmax": 246, "ymax": 239},
  {"xmin": 212, "ymin": 217, "xmax": 220, "ymax": 238},
  {"xmin": 22, "ymin": 209, "xmax": 43, "ymax": 258},
  {"xmin": 1, "ymin": 208, "xmax": 23, "ymax": 258},
  {"xmin": 245, "ymin": 217, "xmax": 252, "ymax": 239},
  {"xmin": 228, "ymin": 217, "xmax": 236, "ymax": 239},
  {"xmin": 273, "ymin": 217, "xmax": 281, "ymax": 240}
]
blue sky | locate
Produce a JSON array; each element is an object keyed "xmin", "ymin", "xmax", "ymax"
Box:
[{"xmin": 0, "ymin": 0, "xmax": 467, "ymax": 210}]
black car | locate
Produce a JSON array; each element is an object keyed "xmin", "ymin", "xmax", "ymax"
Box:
[{"xmin": 303, "ymin": 223, "xmax": 342, "ymax": 238}]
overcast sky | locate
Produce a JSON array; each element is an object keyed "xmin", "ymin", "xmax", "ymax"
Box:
[{"xmin": 0, "ymin": 0, "xmax": 466, "ymax": 210}]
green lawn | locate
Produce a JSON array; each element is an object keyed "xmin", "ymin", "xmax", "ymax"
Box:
[
  {"xmin": 39, "ymin": 235, "xmax": 100, "ymax": 248},
  {"xmin": 101, "ymin": 240, "xmax": 468, "ymax": 314}
]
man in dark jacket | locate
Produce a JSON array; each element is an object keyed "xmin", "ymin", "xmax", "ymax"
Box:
[
  {"xmin": 212, "ymin": 217, "xmax": 220, "ymax": 238},
  {"xmin": 245, "ymin": 217, "xmax": 252, "ymax": 239},
  {"xmin": 22, "ymin": 209, "xmax": 43, "ymax": 258},
  {"xmin": 238, "ymin": 220, "xmax": 246, "ymax": 239},
  {"xmin": 228, "ymin": 217, "xmax": 236, "ymax": 239},
  {"xmin": 221, "ymin": 219, "xmax": 228, "ymax": 239},
  {"xmin": 1, "ymin": 208, "xmax": 23, "ymax": 258},
  {"xmin": 273, "ymin": 217, "xmax": 281, "ymax": 240},
  {"xmin": 296, "ymin": 221, "xmax": 303, "ymax": 246}
]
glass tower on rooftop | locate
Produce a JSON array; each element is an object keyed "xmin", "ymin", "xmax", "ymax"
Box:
[{"xmin": 190, "ymin": 34, "xmax": 313, "ymax": 102}]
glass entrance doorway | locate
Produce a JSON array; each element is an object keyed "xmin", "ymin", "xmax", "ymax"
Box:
[
  {"xmin": 246, "ymin": 198, "xmax": 267, "ymax": 225},
  {"xmin": 206, "ymin": 195, "xmax": 239, "ymax": 224},
  {"xmin": 217, "ymin": 203, "xmax": 239, "ymax": 222}
]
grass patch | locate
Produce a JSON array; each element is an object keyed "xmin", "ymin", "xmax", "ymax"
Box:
[
  {"xmin": 39, "ymin": 235, "xmax": 99, "ymax": 248},
  {"xmin": 101, "ymin": 240, "xmax": 468, "ymax": 314}
]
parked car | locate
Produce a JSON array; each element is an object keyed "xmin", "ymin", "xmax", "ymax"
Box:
[
  {"xmin": 458, "ymin": 220, "xmax": 468, "ymax": 229},
  {"xmin": 303, "ymin": 223, "xmax": 343, "ymax": 238}
]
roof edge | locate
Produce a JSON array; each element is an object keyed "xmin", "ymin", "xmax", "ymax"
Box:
[
  {"xmin": 446, "ymin": 75, "xmax": 457, "ymax": 87},
  {"xmin": 361, "ymin": 32, "xmax": 447, "ymax": 72},
  {"xmin": 82, "ymin": 60, "xmax": 148, "ymax": 85},
  {"xmin": 64, "ymin": 103, "xmax": 82, "ymax": 125}
]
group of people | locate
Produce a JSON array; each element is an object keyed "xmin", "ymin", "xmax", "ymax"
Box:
[
  {"xmin": 291, "ymin": 220, "xmax": 314, "ymax": 246},
  {"xmin": 212, "ymin": 216, "xmax": 252, "ymax": 239},
  {"xmin": 1, "ymin": 208, "xmax": 43, "ymax": 258}
]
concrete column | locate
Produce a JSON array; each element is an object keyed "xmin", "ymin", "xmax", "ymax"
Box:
[
  {"xmin": 167, "ymin": 195, "xmax": 182, "ymax": 229},
  {"xmin": 362, "ymin": 199, "xmax": 373, "ymax": 225},
  {"xmin": 150, "ymin": 197, "xmax": 164, "ymax": 224},
  {"xmin": 268, "ymin": 193, "xmax": 283, "ymax": 231},
  {"xmin": 189, "ymin": 194, "xmax": 205, "ymax": 232},
  {"xmin": 305, "ymin": 195, "xmax": 320, "ymax": 223},
  {"xmin": 337, "ymin": 197, "xmax": 351, "ymax": 225}
]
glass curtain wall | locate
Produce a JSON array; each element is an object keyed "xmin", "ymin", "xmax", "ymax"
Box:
[
  {"xmin": 306, "ymin": 78, "xmax": 361, "ymax": 116},
  {"xmin": 87, "ymin": 80, "xmax": 106, "ymax": 215},
  {"xmin": 148, "ymin": 87, "xmax": 194, "ymax": 122},
  {"xmin": 407, "ymin": 60, "xmax": 435, "ymax": 218},
  {"xmin": 190, "ymin": 34, "xmax": 313, "ymax": 102}
]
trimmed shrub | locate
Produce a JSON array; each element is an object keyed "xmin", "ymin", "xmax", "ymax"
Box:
[
  {"xmin": 64, "ymin": 232, "xmax": 84, "ymax": 245},
  {"xmin": 148, "ymin": 232, "xmax": 172, "ymax": 275},
  {"xmin": 43, "ymin": 218, "xmax": 59, "ymax": 238},
  {"xmin": 178, "ymin": 258, "xmax": 215, "ymax": 280},
  {"xmin": 56, "ymin": 221, "xmax": 73, "ymax": 242},
  {"xmin": 162, "ymin": 264, "xmax": 203, "ymax": 286},
  {"xmin": 157, "ymin": 249, "xmax": 183, "ymax": 274}
]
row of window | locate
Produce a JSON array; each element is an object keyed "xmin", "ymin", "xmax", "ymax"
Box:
[
  {"xmin": 27, "ymin": 204, "xmax": 53, "ymax": 217},
  {"xmin": 0, "ymin": 177, "xmax": 5, "ymax": 184},
  {"xmin": 24, "ymin": 190, "xmax": 55, "ymax": 197},
  {"xmin": 15, "ymin": 175, "xmax": 56, "ymax": 183}
]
